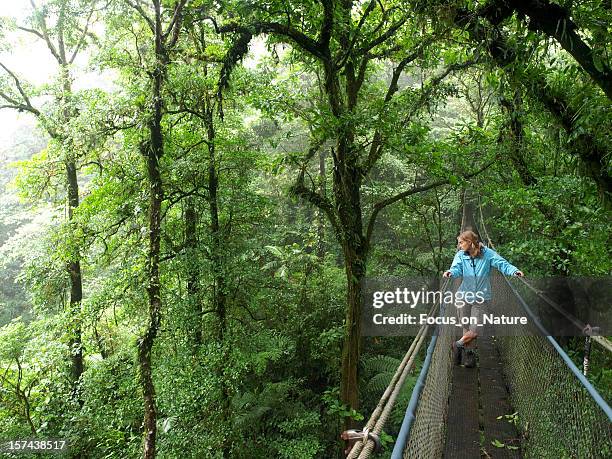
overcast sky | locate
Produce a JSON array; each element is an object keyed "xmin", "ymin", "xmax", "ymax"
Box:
[
  {"xmin": 0, "ymin": 1, "xmax": 56, "ymax": 149},
  {"xmin": 0, "ymin": 0, "xmax": 118, "ymax": 159}
]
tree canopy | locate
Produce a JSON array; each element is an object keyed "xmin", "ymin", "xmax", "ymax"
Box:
[{"xmin": 0, "ymin": 1, "xmax": 610, "ymax": 458}]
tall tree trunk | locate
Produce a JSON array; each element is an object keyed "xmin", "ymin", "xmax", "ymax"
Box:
[
  {"xmin": 316, "ymin": 150, "xmax": 327, "ymax": 258},
  {"xmin": 322, "ymin": 9, "xmax": 368, "ymax": 425},
  {"xmin": 139, "ymin": 122, "xmax": 164, "ymax": 458},
  {"xmin": 340, "ymin": 239, "xmax": 366, "ymax": 426},
  {"xmin": 204, "ymin": 102, "xmax": 231, "ymax": 457},
  {"xmin": 334, "ymin": 145, "xmax": 366, "ymax": 428},
  {"xmin": 139, "ymin": 5, "xmax": 166, "ymax": 454},
  {"xmin": 65, "ymin": 160, "xmax": 84, "ymax": 390},
  {"xmin": 60, "ymin": 63, "xmax": 85, "ymax": 399},
  {"xmin": 139, "ymin": 142, "xmax": 163, "ymax": 459},
  {"xmin": 204, "ymin": 106, "xmax": 227, "ymax": 342},
  {"xmin": 185, "ymin": 198, "xmax": 201, "ymax": 349}
]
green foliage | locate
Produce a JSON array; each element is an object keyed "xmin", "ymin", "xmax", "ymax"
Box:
[
  {"xmin": 76, "ymin": 349, "xmax": 142, "ymax": 458},
  {"xmin": 0, "ymin": 315, "xmax": 74, "ymax": 444},
  {"xmin": 0, "ymin": 1, "xmax": 610, "ymax": 458},
  {"xmin": 322, "ymin": 388, "xmax": 364, "ymax": 422},
  {"xmin": 363, "ymin": 355, "xmax": 403, "ymax": 393},
  {"xmin": 485, "ymin": 176, "xmax": 611, "ymax": 276}
]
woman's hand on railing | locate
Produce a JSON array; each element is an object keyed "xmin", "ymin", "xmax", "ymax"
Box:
[
  {"xmin": 514, "ymin": 271, "xmax": 524, "ymax": 277},
  {"xmin": 443, "ymin": 271, "xmax": 452, "ymax": 278}
]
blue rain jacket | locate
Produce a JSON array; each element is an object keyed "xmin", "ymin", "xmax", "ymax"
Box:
[{"xmin": 448, "ymin": 246, "xmax": 519, "ymax": 301}]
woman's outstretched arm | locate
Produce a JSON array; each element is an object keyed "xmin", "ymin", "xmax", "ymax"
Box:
[{"xmin": 489, "ymin": 249, "xmax": 524, "ymax": 276}]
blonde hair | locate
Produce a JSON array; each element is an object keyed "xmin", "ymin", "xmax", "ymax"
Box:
[{"xmin": 458, "ymin": 230, "xmax": 482, "ymax": 257}]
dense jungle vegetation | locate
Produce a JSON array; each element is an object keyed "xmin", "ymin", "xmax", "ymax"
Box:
[{"xmin": 0, "ymin": 0, "xmax": 610, "ymax": 458}]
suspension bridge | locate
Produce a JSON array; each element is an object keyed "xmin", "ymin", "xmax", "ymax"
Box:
[{"xmin": 344, "ymin": 194, "xmax": 612, "ymax": 458}]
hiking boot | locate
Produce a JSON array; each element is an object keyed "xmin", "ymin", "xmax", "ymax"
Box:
[
  {"xmin": 462, "ymin": 349, "xmax": 477, "ymax": 368},
  {"xmin": 452, "ymin": 341, "xmax": 463, "ymax": 366}
]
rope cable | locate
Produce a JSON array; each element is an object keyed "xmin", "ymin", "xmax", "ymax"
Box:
[
  {"xmin": 346, "ymin": 291, "xmax": 448, "ymax": 458},
  {"xmin": 356, "ymin": 330, "xmax": 430, "ymax": 459}
]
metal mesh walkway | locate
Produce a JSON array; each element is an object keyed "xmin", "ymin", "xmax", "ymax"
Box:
[
  {"xmin": 442, "ymin": 362, "xmax": 480, "ymax": 459},
  {"xmin": 478, "ymin": 336, "xmax": 521, "ymax": 458},
  {"xmin": 442, "ymin": 334, "xmax": 522, "ymax": 459},
  {"xmin": 399, "ymin": 281, "xmax": 524, "ymax": 459}
]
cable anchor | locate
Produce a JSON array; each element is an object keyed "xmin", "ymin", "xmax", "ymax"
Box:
[{"xmin": 340, "ymin": 428, "xmax": 381, "ymax": 456}]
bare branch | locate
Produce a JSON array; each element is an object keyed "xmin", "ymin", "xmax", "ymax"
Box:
[
  {"xmin": 357, "ymin": 11, "xmax": 408, "ymax": 56},
  {"xmin": 201, "ymin": 15, "xmax": 219, "ymax": 33},
  {"xmin": 364, "ymin": 44, "xmax": 403, "ymax": 60},
  {"xmin": 365, "ymin": 160, "xmax": 495, "ymax": 246},
  {"xmin": 404, "ymin": 59, "xmax": 478, "ymax": 122},
  {"xmin": 57, "ymin": 1, "xmax": 68, "ymax": 63},
  {"xmin": 70, "ymin": 5, "xmax": 97, "ymax": 63},
  {"xmin": 29, "ymin": 0, "xmax": 63, "ymax": 63},
  {"xmin": 335, "ymin": 0, "xmax": 377, "ymax": 68},
  {"xmin": 161, "ymin": 186, "xmax": 208, "ymax": 222},
  {"xmin": 289, "ymin": 141, "xmax": 342, "ymax": 239},
  {"xmin": 237, "ymin": 302, "xmax": 266, "ymax": 322},
  {"xmin": 218, "ymin": 21, "xmax": 326, "ymax": 61},
  {"xmin": 164, "ymin": 0, "xmax": 188, "ymax": 49},
  {"xmin": 0, "ymin": 62, "xmax": 40, "ymax": 116},
  {"xmin": 360, "ymin": 43, "xmax": 432, "ymax": 174},
  {"xmin": 125, "ymin": 0, "xmax": 155, "ymax": 34},
  {"xmin": 0, "ymin": 102, "xmax": 38, "ymax": 116},
  {"xmin": 17, "ymin": 26, "xmax": 44, "ymax": 40}
]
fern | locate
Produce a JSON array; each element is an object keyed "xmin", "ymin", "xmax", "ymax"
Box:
[
  {"xmin": 367, "ymin": 372, "xmax": 394, "ymax": 394},
  {"xmin": 362, "ymin": 354, "xmax": 422, "ymax": 405},
  {"xmin": 363, "ymin": 355, "xmax": 402, "ymax": 395},
  {"xmin": 231, "ymin": 380, "xmax": 294, "ymax": 430},
  {"xmin": 363, "ymin": 355, "xmax": 402, "ymax": 375}
]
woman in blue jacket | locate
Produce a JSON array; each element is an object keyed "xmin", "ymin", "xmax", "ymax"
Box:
[{"xmin": 443, "ymin": 230, "xmax": 523, "ymax": 367}]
